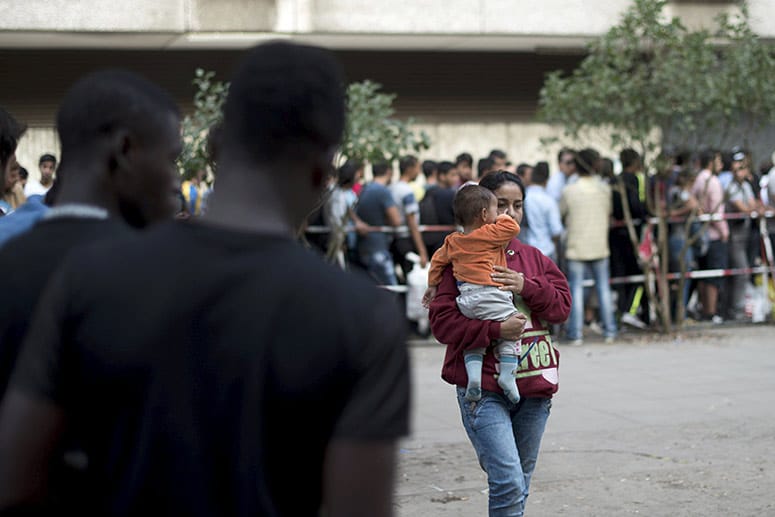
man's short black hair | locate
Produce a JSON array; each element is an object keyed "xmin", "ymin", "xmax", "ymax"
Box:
[
  {"xmin": 422, "ymin": 160, "xmax": 437, "ymax": 179},
  {"xmin": 56, "ymin": 69, "xmax": 179, "ymax": 156},
  {"xmin": 575, "ymin": 148, "xmax": 600, "ymax": 176},
  {"xmin": 721, "ymin": 151, "xmax": 734, "ymax": 172},
  {"xmin": 455, "ymin": 152, "xmax": 473, "ymax": 167},
  {"xmin": 454, "ymin": 185, "xmax": 495, "ymax": 227},
  {"xmin": 619, "ymin": 148, "xmax": 640, "ymax": 171},
  {"xmin": 532, "ymin": 161, "xmax": 550, "ymax": 184},
  {"xmin": 399, "ymin": 155, "xmax": 418, "ymax": 174},
  {"xmin": 372, "ymin": 161, "xmax": 391, "ymax": 178},
  {"xmin": 698, "ymin": 148, "xmax": 717, "ymax": 170},
  {"xmin": 516, "ymin": 163, "xmax": 532, "ymax": 178},
  {"xmin": 477, "ymin": 157, "xmax": 495, "ymax": 176},
  {"xmin": 488, "ymin": 149, "xmax": 507, "ymax": 161},
  {"xmin": 0, "ymin": 107, "xmax": 25, "ymax": 171},
  {"xmin": 599, "ymin": 157, "xmax": 615, "ymax": 179},
  {"xmin": 39, "ymin": 153, "xmax": 57, "ymax": 166},
  {"xmin": 222, "ymin": 41, "xmax": 345, "ymax": 165},
  {"xmin": 437, "ymin": 161, "xmax": 455, "ymax": 177},
  {"xmin": 557, "ymin": 147, "xmax": 575, "ymax": 163}
]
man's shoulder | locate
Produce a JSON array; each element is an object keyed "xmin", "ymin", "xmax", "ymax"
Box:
[
  {"xmin": 527, "ymin": 185, "xmax": 551, "ymax": 201},
  {"xmin": 361, "ymin": 182, "xmax": 389, "ymax": 199},
  {"xmin": 0, "ymin": 218, "xmax": 120, "ymax": 261}
]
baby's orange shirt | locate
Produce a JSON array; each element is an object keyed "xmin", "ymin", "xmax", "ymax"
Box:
[{"xmin": 428, "ymin": 214, "xmax": 521, "ymax": 286}]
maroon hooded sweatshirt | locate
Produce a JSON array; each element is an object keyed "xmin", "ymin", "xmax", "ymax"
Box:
[{"xmin": 429, "ymin": 237, "xmax": 571, "ymax": 398}]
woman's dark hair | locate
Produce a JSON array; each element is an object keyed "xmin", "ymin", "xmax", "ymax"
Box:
[
  {"xmin": 337, "ymin": 159, "xmax": 362, "ymax": 187},
  {"xmin": 478, "ymin": 170, "xmax": 525, "ymax": 199}
]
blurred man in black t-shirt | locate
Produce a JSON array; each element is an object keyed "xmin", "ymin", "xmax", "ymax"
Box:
[
  {"xmin": 0, "ymin": 42, "xmax": 410, "ymax": 517},
  {"xmin": 0, "ymin": 70, "xmax": 181, "ymax": 401}
]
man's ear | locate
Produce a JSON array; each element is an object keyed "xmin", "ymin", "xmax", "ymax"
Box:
[
  {"xmin": 310, "ymin": 155, "xmax": 335, "ymax": 189},
  {"xmin": 107, "ymin": 129, "xmax": 133, "ymax": 177}
]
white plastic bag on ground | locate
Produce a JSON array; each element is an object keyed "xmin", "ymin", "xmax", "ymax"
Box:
[
  {"xmin": 748, "ymin": 280, "xmax": 771, "ymax": 323},
  {"xmin": 405, "ymin": 252, "xmax": 430, "ymax": 334}
]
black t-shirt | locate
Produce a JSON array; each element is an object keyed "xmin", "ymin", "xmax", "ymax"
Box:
[
  {"xmin": 0, "ymin": 217, "xmax": 131, "ymax": 399},
  {"xmin": 12, "ymin": 221, "xmax": 410, "ymax": 516}
]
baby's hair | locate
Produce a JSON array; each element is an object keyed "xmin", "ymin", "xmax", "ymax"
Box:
[{"xmin": 453, "ymin": 184, "xmax": 495, "ymax": 226}]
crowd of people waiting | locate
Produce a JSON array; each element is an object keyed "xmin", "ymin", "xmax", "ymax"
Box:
[{"xmin": 306, "ymin": 145, "xmax": 775, "ymax": 342}]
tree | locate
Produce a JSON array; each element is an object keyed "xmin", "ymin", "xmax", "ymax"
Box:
[
  {"xmin": 178, "ymin": 68, "xmax": 229, "ymax": 176},
  {"xmin": 339, "ymin": 80, "xmax": 430, "ymax": 164},
  {"xmin": 179, "ymin": 73, "xmax": 430, "ymax": 174},
  {"xmin": 538, "ymin": 0, "xmax": 775, "ymax": 332}
]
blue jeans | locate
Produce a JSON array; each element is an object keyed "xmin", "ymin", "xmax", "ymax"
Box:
[
  {"xmin": 668, "ymin": 233, "xmax": 693, "ymax": 309},
  {"xmin": 566, "ymin": 258, "xmax": 617, "ymax": 340},
  {"xmin": 361, "ymin": 248, "xmax": 397, "ymax": 285},
  {"xmin": 456, "ymin": 388, "xmax": 552, "ymax": 517}
]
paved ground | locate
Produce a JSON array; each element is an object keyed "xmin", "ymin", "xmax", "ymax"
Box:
[{"xmin": 396, "ymin": 324, "xmax": 775, "ymax": 516}]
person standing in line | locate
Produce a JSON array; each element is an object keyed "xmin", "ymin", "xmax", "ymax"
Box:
[
  {"xmin": 24, "ymin": 154, "xmax": 57, "ymax": 198},
  {"xmin": 489, "ymin": 149, "xmax": 508, "ymax": 170},
  {"xmin": 690, "ymin": 149, "xmax": 729, "ymax": 323},
  {"xmin": 523, "ymin": 161, "xmax": 563, "ymax": 264},
  {"xmin": 478, "ymin": 156, "xmax": 496, "ymax": 179},
  {"xmin": 389, "ymin": 154, "xmax": 429, "ymax": 277},
  {"xmin": 515, "ymin": 163, "xmax": 533, "ymax": 187},
  {"xmin": 420, "ymin": 160, "xmax": 456, "ymax": 256},
  {"xmin": 429, "ymin": 171, "xmax": 570, "ymax": 517},
  {"xmin": 323, "ymin": 159, "xmax": 368, "ymax": 268},
  {"xmin": 546, "ymin": 147, "xmax": 577, "ymax": 202},
  {"xmin": 611, "ymin": 148, "xmax": 649, "ymax": 330},
  {"xmin": 0, "ymin": 41, "xmax": 410, "ymax": 516},
  {"xmin": 560, "ymin": 148, "xmax": 617, "ymax": 345},
  {"xmin": 356, "ymin": 160, "xmax": 402, "ymax": 285},
  {"xmin": 1, "ymin": 159, "xmax": 25, "ymax": 214},
  {"xmin": 724, "ymin": 154, "xmax": 759, "ymax": 320},
  {"xmin": 180, "ymin": 167, "xmax": 210, "ymax": 216},
  {"xmin": 456, "ymin": 152, "xmax": 475, "ymax": 183},
  {"xmin": 0, "ymin": 109, "xmax": 25, "ymax": 218}
]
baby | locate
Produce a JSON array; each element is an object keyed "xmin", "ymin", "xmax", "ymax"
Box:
[{"xmin": 423, "ymin": 185, "xmax": 522, "ymax": 403}]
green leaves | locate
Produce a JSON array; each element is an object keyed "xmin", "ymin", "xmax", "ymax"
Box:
[
  {"xmin": 178, "ymin": 74, "xmax": 431, "ymax": 174},
  {"xmin": 178, "ymin": 68, "xmax": 229, "ymax": 176},
  {"xmin": 538, "ymin": 0, "xmax": 775, "ymax": 161},
  {"xmin": 340, "ymin": 80, "xmax": 431, "ymax": 164}
]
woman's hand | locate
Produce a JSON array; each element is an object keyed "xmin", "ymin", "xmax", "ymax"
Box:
[
  {"xmin": 491, "ymin": 265, "xmax": 525, "ymax": 295},
  {"xmin": 499, "ymin": 312, "xmax": 527, "ymax": 340},
  {"xmin": 422, "ymin": 286, "xmax": 437, "ymax": 308}
]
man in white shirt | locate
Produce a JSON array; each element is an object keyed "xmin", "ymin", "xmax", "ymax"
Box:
[
  {"xmin": 23, "ymin": 153, "xmax": 56, "ymax": 197},
  {"xmin": 546, "ymin": 147, "xmax": 577, "ymax": 202}
]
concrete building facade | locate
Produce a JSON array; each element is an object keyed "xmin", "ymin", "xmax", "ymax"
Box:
[{"xmin": 1, "ymin": 0, "xmax": 771, "ymax": 177}]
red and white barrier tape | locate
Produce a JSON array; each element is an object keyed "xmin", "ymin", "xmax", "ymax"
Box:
[{"xmin": 306, "ymin": 210, "xmax": 775, "ymax": 234}]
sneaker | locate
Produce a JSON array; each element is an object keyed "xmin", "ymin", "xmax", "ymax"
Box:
[
  {"xmin": 701, "ymin": 313, "xmax": 724, "ymax": 325},
  {"xmin": 586, "ymin": 321, "xmax": 603, "ymax": 335},
  {"xmin": 567, "ymin": 339, "xmax": 584, "ymax": 346},
  {"xmin": 621, "ymin": 313, "xmax": 647, "ymax": 329},
  {"xmin": 604, "ymin": 336, "xmax": 615, "ymax": 344}
]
